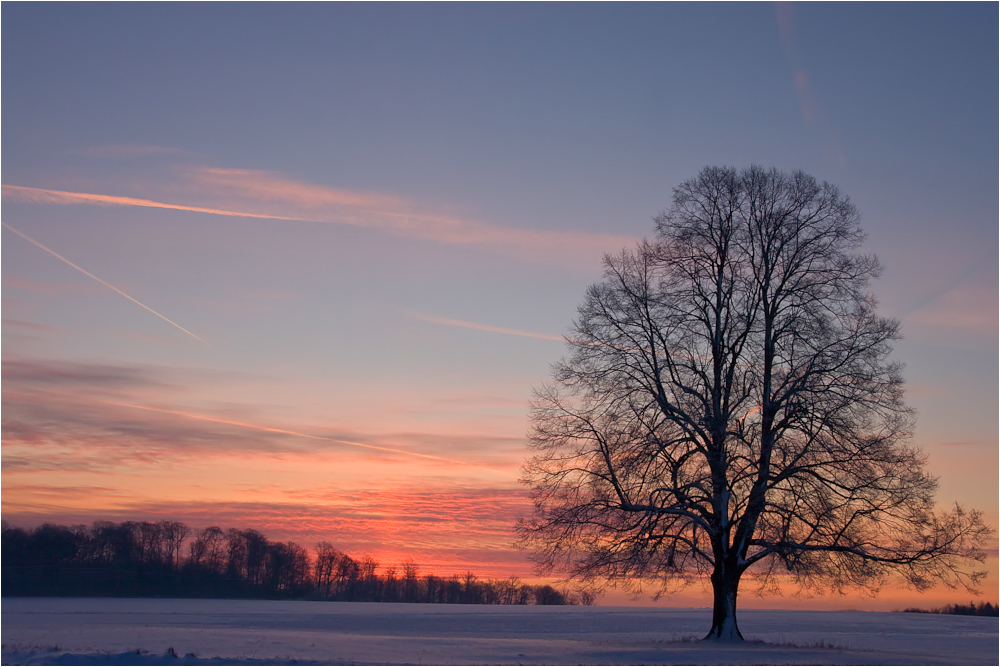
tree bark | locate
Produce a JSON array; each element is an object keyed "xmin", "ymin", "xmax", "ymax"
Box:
[{"xmin": 704, "ymin": 564, "xmax": 743, "ymax": 641}]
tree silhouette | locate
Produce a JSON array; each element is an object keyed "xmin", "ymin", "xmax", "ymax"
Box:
[
  {"xmin": 2, "ymin": 518, "xmax": 592, "ymax": 604},
  {"xmin": 518, "ymin": 166, "xmax": 992, "ymax": 640},
  {"xmin": 189, "ymin": 526, "xmax": 226, "ymax": 574}
]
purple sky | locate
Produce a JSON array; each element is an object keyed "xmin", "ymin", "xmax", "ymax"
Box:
[{"xmin": 2, "ymin": 3, "xmax": 996, "ymax": 608}]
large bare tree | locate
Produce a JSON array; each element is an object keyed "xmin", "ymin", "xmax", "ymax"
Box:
[{"xmin": 518, "ymin": 166, "xmax": 991, "ymax": 641}]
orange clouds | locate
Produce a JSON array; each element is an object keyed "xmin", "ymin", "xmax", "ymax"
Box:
[
  {"xmin": 1, "ymin": 360, "xmax": 533, "ymax": 525},
  {"xmin": 3, "ymin": 354, "xmax": 994, "ymax": 590},
  {"xmin": 2, "ymin": 352, "xmax": 534, "ymax": 576}
]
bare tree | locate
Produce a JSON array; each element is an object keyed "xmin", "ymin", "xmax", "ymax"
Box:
[
  {"xmin": 189, "ymin": 526, "xmax": 226, "ymax": 574},
  {"xmin": 133, "ymin": 521, "xmax": 164, "ymax": 567},
  {"xmin": 358, "ymin": 555, "xmax": 380, "ymax": 601},
  {"xmin": 402, "ymin": 559, "xmax": 421, "ymax": 602},
  {"xmin": 225, "ymin": 528, "xmax": 248, "ymax": 579},
  {"xmin": 382, "ymin": 564, "xmax": 399, "ymax": 602},
  {"xmin": 518, "ymin": 166, "xmax": 992, "ymax": 641},
  {"xmin": 314, "ymin": 541, "xmax": 342, "ymax": 598},
  {"xmin": 264, "ymin": 541, "xmax": 309, "ymax": 593},
  {"xmin": 161, "ymin": 521, "xmax": 190, "ymax": 571},
  {"xmin": 335, "ymin": 553, "xmax": 361, "ymax": 600}
]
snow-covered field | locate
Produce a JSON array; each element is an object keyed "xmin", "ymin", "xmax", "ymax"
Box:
[{"xmin": 1, "ymin": 597, "xmax": 996, "ymax": 665}]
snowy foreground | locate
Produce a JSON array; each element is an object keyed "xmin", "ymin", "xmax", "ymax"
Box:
[{"xmin": 1, "ymin": 598, "xmax": 996, "ymax": 665}]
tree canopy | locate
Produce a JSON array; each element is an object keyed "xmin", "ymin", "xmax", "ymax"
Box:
[{"xmin": 518, "ymin": 166, "xmax": 991, "ymax": 640}]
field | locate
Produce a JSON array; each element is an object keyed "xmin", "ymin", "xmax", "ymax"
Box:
[{"xmin": 1, "ymin": 598, "xmax": 996, "ymax": 665}]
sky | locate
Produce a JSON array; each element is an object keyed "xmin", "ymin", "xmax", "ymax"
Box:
[{"xmin": 2, "ymin": 3, "xmax": 997, "ymax": 610}]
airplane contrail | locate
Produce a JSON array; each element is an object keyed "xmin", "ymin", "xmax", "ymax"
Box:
[
  {"xmin": 2, "ymin": 222, "xmax": 208, "ymax": 344},
  {"xmin": 2, "ymin": 184, "xmax": 301, "ymax": 221},
  {"xmin": 96, "ymin": 399, "xmax": 506, "ymax": 472},
  {"xmin": 410, "ymin": 311, "xmax": 565, "ymax": 342},
  {"xmin": 2, "ymin": 184, "xmax": 638, "ymax": 261}
]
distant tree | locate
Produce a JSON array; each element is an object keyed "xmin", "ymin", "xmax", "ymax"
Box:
[
  {"xmin": 335, "ymin": 553, "xmax": 361, "ymax": 600},
  {"xmin": 424, "ymin": 574, "xmax": 441, "ymax": 603},
  {"xmin": 190, "ymin": 526, "xmax": 226, "ymax": 574},
  {"xmin": 462, "ymin": 572, "xmax": 479, "ymax": 604},
  {"xmin": 3, "ymin": 518, "xmax": 584, "ymax": 606},
  {"xmin": 161, "ymin": 521, "xmax": 191, "ymax": 571},
  {"xmin": 314, "ymin": 541, "xmax": 342, "ymax": 597},
  {"xmin": 482, "ymin": 578, "xmax": 501, "ymax": 605},
  {"xmin": 89, "ymin": 521, "xmax": 135, "ymax": 567},
  {"xmin": 444, "ymin": 574, "xmax": 463, "ymax": 604},
  {"xmin": 29, "ymin": 523, "xmax": 79, "ymax": 565},
  {"xmin": 244, "ymin": 530, "xmax": 269, "ymax": 588},
  {"xmin": 1, "ymin": 523, "xmax": 30, "ymax": 566},
  {"xmin": 133, "ymin": 522, "xmax": 164, "ymax": 567},
  {"xmin": 497, "ymin": 576, "xmax": 519, "ymax": 605},
  {"xmin": 264, "ymin": 541, "xmax": 309, "ymax": 594},
  {"xmin": 518, "ymin": 166, "xmax": 992, "ymax": 640},
  {"xmin": 358, "ymin": 555, "xmax": 380, "ymax": 601},
  {"xmin": 532, "ymin": 584, "xmax": 567, "ymax": 605},
  {"xmin": 382, "ymin": 564, "xmax": 399, "ymax": 601},
  {"xmin": 225, "ymin": 528, "xmax": 247, "ymax": 580},
  {"xmin": 401, "ymin": 559, "xmax": 421, "ymax": 602},
  {"xmin": 978, "ymin": 602, "xmax": 998, "ymax": 617}
]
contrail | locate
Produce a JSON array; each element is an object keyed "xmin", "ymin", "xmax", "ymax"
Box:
[
  {"xmin": 2, "ymin": 184, "xmax": 300, "ymax": 221},
  {"xmin": 96, "ymin": 399, "xmax": 506, "ymax": 472},
  {"xmin": 2, "ymin": 222, "xmax": 208, "ymax": 344},
  {"xmin": 410, "ymin": 311, "xmax": 565, "ymax": 342},
  {"xmin": 2, "ymin": 183, "xmax": 638, "ymax": 264}
]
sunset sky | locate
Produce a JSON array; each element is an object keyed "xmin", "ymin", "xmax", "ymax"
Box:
[{"xmin": 2, "ymin": 3, "xmax": 996, "ymax": 609}]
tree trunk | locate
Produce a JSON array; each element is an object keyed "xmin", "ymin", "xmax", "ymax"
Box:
[{"xmin": 704, "ymin": 565, "xmax": 743, "ymax": 641}]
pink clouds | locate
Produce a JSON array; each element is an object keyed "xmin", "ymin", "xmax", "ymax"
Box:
[
  {"xmin": 4, "ymin": 164, "xmax": 635, "ymax": 265},
  {"xmin": 1, "ymin": 184, "xmax": 300, "ymax": 221},
  {"xmin": 2, "ymin": 358, "xmax": 525, "ymax": 469},
  {"xmin": 174, "ymin": 166, "xmax": 636, "ymax": 260},
  {"xmin": 189, "ymin": 167, "xmax": 407, "ymax": 211},
  {"xmin": 2, "ymin": 159, "xmax": 621, "ymax": 583},
  {"xmin": 2, "ymin": 353, "xmax": 533, "ymax": 575},
  {"xmin": 97, "ymin": 398, "xmax": 504, "ymax": 470}
]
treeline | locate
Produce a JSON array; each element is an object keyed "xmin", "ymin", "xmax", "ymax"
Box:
[
  {"xmin": 1, "ymin": 520, "xmax": 593, "ymax": 605},
  {"xmin": 901, "ymin": 601, "xmax": 998, "ymax": 617}
]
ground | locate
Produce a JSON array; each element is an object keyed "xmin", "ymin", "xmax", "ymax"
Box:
[{"xmin": 1, "ymin": 598, "xmax": 996, "ymax": 665}]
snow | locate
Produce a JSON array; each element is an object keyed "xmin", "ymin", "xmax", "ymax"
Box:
[{"xmin": 1, "ymin": 597, "xmax": 996, "ymax": 665}]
